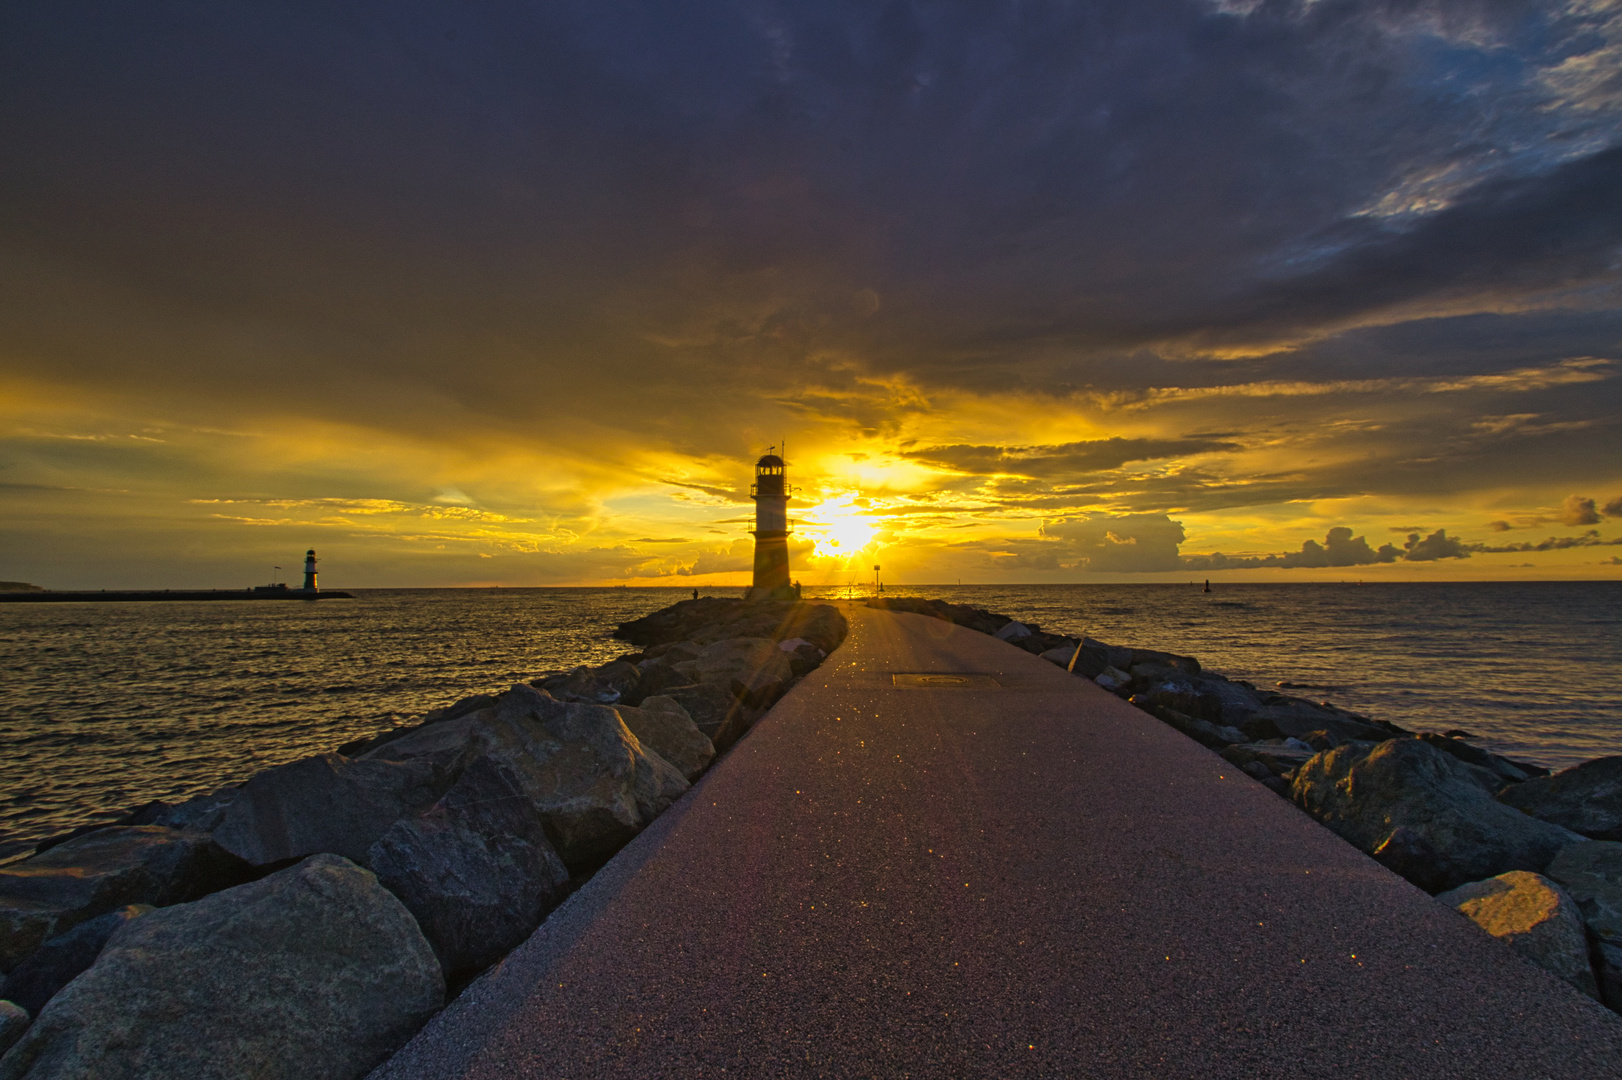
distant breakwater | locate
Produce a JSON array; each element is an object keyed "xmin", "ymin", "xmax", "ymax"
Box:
[
  {"xmin": 0, "ymin": 589, "xmax": 354, "ymax": 602},
  {"xmin": 872, "ymin": 594, "xmax": 1622, "ymax": 1011},
  {"xmin": 0, "ymin": 598, "xmax": 845, "ymax": 1078}
]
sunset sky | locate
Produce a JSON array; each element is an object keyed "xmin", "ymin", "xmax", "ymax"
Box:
[{"xmin": 3, "ymin": 0, "xmax": 1620, "ymax": 587}]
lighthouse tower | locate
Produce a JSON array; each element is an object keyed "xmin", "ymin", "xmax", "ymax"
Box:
[
  {"xmin": 301, "ymin": 549, "xmax": 318, "ymax": 592},
  {"xmin": 747, "ymin": 452, "xmax": 793, "ymax": 599}
]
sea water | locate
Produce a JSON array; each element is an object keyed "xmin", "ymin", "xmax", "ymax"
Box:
[{"xmin": 1, "ymin": 582, "xmax": 1617, "ymax": 861}]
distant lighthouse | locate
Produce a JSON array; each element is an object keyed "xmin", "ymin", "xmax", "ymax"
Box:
[
  {"xmin": 747, "ymin": 451, "xmax": 793, "ymax": 599},
  {"xmin": 302, "ymin": 549, "xmax": 318, "ymax": 592}
]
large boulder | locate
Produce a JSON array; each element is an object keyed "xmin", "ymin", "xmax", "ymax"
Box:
[
  {"xmin": 0, "ymin": 854, "xmax": 442, "ymax": 1080},
  {"xmin": 644, "ymin": 640, "xmax": 702, "ymax": 663},
  {"xmin": 1419, "ymin": 734, "xmax": 1537, "ymax": 785},
  {"xmin": 0, "ymin": 907, "xmax": 150, "ymax": 1015},
  {"xmin": 635, "ymin": 661, "xmax": 697, "ymax": 699},
  {"xmin": 1244, "ymin": 702, "xmax": 1391, "ymax": 744},
  {"xmin": 1546, "ymin": 841, "xmax": 1622, "ymax": 1009},
  {"xmin": 338, "ymin": 694, "xmax": 497, "ymax": 757},
  {"xmin": 0, "ymin": 1002, "xmax": 27, "ymax": 1058},
  {"xmin": 1192, "ymin": 677, "xmax": 1266, "ymax": 728},
  {"xmin": 1291, "ymin": 739, "xmax": 1581, "ymax": 893},
  {"xmin": 614, "ymin": 696, "xmax": 715, "ymax": 782},
  {"xmin": 993, "ymin": 620, "xmax": 1032, "ymax": 642},
  {"xmin": 368, "ymin": 685, "xmax": 687, "ymax": 868},
  {"xmin": 211, "ymin": 753, "xmax": 449, "ymax": 866},
  {"xmin": 0, "ymin": 828, "xmax": 250, "ymax": 972},
  {"xmin": 1435, "ymin": 871, "xmax": 1599, "ymax": 998},
  {"xmin": 148, "ymin": 786, "xmax": 241, "ymax": 833},
  {"xmin": 1500, "ymin": 756, "xmax": 1622, "ymax": 840},
  {"xmin": 533, "ymin": 661, "xmax": 641, "ymax": 706},
  {"xmin": 366, "ymin": 757, "xmax": 569, "ymax": 975},
  {"xmin": 693, "ymin": 638, "xmax": 794, "ymax": 704},
  {"xmin": 1220, "ymin": 741, "xmax": 1316, "ymax": 778},
  {"xmin": 1131, "ymin": 697, "xmax": 1246, "ymax": 749},
  {"xmin": 660, "ymin": 683, "xmax": 755, "ymax": 752},
  {"xmin": 778, "ymin": 638, "xmax": 828, "ymax": 677}
]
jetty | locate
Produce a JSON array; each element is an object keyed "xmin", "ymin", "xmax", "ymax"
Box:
[
  {"xmin": 374, "ymin": 603, "xmax": 1622, "ymax": 1079},
  {"xmin": 0, "ymin": 548, "xmax": 352, "ymax": 602},
  {"xmin": 0, "ymin": 589, "xmax": 352, "ymax": 602}
]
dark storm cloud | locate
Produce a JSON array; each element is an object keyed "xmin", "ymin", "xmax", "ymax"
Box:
[
  {"xmin": 3, "ymin": 0, "xmax": 1620, "ymax": 418},
  {"xmin": 2, "ymin": 0, "xmax": 1621, "ymax": 590},
  {"xmin": 901, "ymin": 438, "xmax": 1239, "ymax": 478},
  {"xmin": 1473, "ymin": 530, "xmax": 1622, "ymax": 553},
  {"xmin": 1171, "ymin": 144, "xmax": 1622, "ymax": 348},
  {"xmin": 1183, "ymin": 526, "xmax": 1473, "ymax": 569}
]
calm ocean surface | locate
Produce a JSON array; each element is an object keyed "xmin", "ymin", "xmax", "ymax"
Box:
[{"xmin": 2, "ymin": 582, "xmax": 1618, "ymax": 862}]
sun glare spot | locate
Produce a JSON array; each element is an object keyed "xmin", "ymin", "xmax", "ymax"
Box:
[{"xmin": 803, "ymin": 496, "xmax": 879, "ymax": 560}]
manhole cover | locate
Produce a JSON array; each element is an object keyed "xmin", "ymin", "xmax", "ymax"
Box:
[{"xmin": 891, "ymin": 673, "xmax": 1001, "ymax": 689}]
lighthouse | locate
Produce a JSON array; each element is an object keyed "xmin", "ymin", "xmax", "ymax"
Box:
[
  {"xmin": 747, "ymin": 451, "xmax": 793, "ymax": 599},
  {"xmin": 301, "ymin": 549, "xmax": 318, "ymax": 592}
]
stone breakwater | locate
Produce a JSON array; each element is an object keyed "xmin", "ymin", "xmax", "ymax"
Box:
[
  {"xmin": 872, "ymin": 594, "xmax": 1622, "ymax": 1012},
  {"xmin": 0, "ymin": 598, "xmax": 847, "ymax": 1079}
]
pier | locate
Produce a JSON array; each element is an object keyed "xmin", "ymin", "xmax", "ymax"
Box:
[
  {"xmin": 0, "ymin": 589, "xmax": 353, "ymax": 602},
  {"xmin": 374, "ymin": 603, "xmax": 1622, "ymax": 1079}
]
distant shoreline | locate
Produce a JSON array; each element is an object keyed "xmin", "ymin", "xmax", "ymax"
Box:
[{"xmin": 0, "ymin": 589, "xmax": 354, "ymax": 603}]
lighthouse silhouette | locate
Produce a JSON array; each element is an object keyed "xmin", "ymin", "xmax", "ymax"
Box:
[
  {"xmin": 746, "ymin": 450, "xmax": 795, "ymax": 600},
  {"xmin": 301, "ymin": 549, "xmax": 318, "ymax": 592}
]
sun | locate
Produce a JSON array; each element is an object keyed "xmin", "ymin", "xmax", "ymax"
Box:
[{"xmin": 802, "ymin": 496, "xmax": 878, "ymax": 561}]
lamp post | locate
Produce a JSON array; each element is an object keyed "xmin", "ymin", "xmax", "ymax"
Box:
[{"xmin": 874, "ymin": 564, "xmax": 881, "ymax": 594}]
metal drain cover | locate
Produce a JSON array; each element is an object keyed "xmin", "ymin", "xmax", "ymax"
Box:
[{"xmin": 891, "ymin": 673, "xmax": 1001, "ymax": 689}]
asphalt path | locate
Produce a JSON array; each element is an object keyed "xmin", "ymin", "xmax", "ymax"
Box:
[{"xmin": 374, "ymin": 604, "xmax": 1622, "ymax": 1079}]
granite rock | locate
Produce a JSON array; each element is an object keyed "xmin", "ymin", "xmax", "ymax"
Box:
[
  {"xmin": 0, "ymin": 907, "xmax": 150, "ymax": 1015},
  {"xmin": 1371, "ymin": 826, "xmax": 1449, "ymax": 893},
  {"xmin": 632, "ymin": 660, "xmax": 694, "ymax": 699},
  {"xmin": 693, "ymin": 637, "xmax": 794, "ymax": 705},
  {"xmin": 534, "ymin": 661, "xmax": 643, "ymax": 706},
  {"xmin": 0, "ymin": 854, "xmax": 441, "ymax": 1080},
  {"xmin": 0, "ymin": 828, "xmax": 250, "ymax": 972},
  {"xmin": 1220, "ymin": 742, "xmax": 1315, "ymax": 777},
  {"xmin": 1094, "ymin": 666, "xmax": 1132, "ymax": 692},
  {"xmin": 1039, "ymin": 645, "xmax": 1079, "ymax": 668},
  {"xmin": 366, "ymin": 757, "xmax": 569, "ymax": 974},
  {"xmin": 148, "ymin": 786, "xmax": 241, "ymax": 833},
  {"xmin": 1132, "ymin": 697, "xmax": 1246, "ymax": 748},
  {"xmin": 1500, "ymin": 756, "xmax": 1622, "ymax": 841},
  {"xmin": 1545, "ymin": 841, "xmax": 1622, "ymax": 1008},
  {"xmin": 992, "ymin": 620, "xmax": 1032, "ymax": 642},
  {"xmin": 0, "ymin": 1002, "xmax": 27, "ymax": 1059},
  {"xmin": 660, "ymin": 682, "xmax": 755, "ymax": 752},
  {"xmin": 614, "ymin": 696, "xmax": 715, "ymax": 782},
  {"xmin": 1436, "ymin": 871, "xmax": 1599, "ymax": 998},
  {"xmin": 211, "ymin": 753, "xmax": 449, "ymax": 866},
  {"xmin": 1244, "ymin": 702, "xmax": 1391, "ymax": 745},
  {"xmin": 369, "ymin": 684, "xmax": 687, "ymax": 868},
  {"xmin": 1292, "ymin": 739, "xmax": 1580, "ymax": 893}
]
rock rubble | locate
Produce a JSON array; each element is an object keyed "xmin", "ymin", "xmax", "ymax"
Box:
[{"xmin": 0, "ymin": 598, "xmax": 847, "ymax": 1079}]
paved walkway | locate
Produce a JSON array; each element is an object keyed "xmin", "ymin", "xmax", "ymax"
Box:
[{"xmin": 375, "ymin": 605, "xmax": 1622, "ymax": 1079}]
